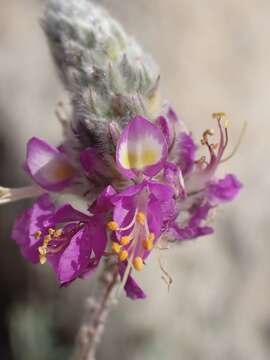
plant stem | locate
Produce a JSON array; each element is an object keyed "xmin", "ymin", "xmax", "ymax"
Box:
[{"xmin": 73, "ymin": 263, "xmax": 119, "ymax": 360}]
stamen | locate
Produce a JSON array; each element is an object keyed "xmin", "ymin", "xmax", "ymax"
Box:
[
  {"xmin": 220, "ymin": 121, "xmax": 247, "ymax": 163},
  {"xmin": 142, "ymin": 238, "xmax": 153, "ymax": 251},
  {"xmin": 34, "ymin": 231, "xmax": 42, "ymax": 239},
  {"xmin": 148, "ymin": 233, "xmax": 155, "ymax": 242},
  {"xmin": 136, "ymin": 212, "xmax": 145, "ymax": 225},
  {"xmin": 54, "ymin": 229, "xmax": 63, "ymax": 237},
  {"xmin": 39, "ymin": 255, "xmax": 47, "ymax": 265},
  {"xmin": 112, "ymin": 242, "xmax": 121, "ymax": 254},
  {"xmin": 48, "ymin": 228, "xmax": 55, "ymax": 236},
  {"xmin": 120, "ymin": 236, "xmax": 130, "ymax": 246},
  {"xmin": 38, "ymin": 244, "xmax": 47, "ymax": 264},
  {"xmin": 142, "ymin": 233, "xmax": 155, "ymax": 251},
  {"xmin": 195, "ymin": 156, "xmax": 207, "ymax": 166},
  {"xmin": 211, "ymin": 143, "xmax": 219, "ymax": 150},
  {"xmin": 38, "ymin": 246, "xmax": 46, "ymax": 256},
  {"xmin": 212, "ymin": 112, "xmax": 226, "ymax": 119},
  {"xmin": 133, "ymin": 257, "xmax": 144, "ymax": 271},
  {"xmin": 201, "ymin": 129, "xmax": 214, "ymax": 145},
  {"xmin": 43, "ymin": 235, "xmax": 52, "ymax": 245},
  {"xmin": 107, "ymin": 221, "xmax": 119, "ymax": 231},
  {"xmin": 118, "ymin": 250, "xmax": 128, "ymax": 262},
  {"xmin": 38, "ymin": 232, "xmax": 53, "ymax": 265}
]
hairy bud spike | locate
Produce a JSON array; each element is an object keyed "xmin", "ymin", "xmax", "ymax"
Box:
[{"xmin": 42, "ymin": 0, "xmax": 160, "ymax": 155}]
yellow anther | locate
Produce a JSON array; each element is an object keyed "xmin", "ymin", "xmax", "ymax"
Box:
[
  {"xmin": 107, "ymin": 221, "xmax": 119, "ymax": 231},
  {"xmin": 38, "ymin": 246, "xmax": 46, "ymax": 256},
  {"xmin": 48, "ymin": 228, "xmax": 55, "ymax": 236},
  {"xmin": 195, "ymin": 156, "xmax": 207, "ymax": 165},
  {"xmin": 34, "ymin": 231, "xmax": 42, "ymax": 239},
  {"xmin": 43, "ymin": 235, "xmax": 52, "ymax": 245},
  {"xmin": 133, "ymin": 257, "xmax": 144, "ymax": 271},
  {"xmin": 54, "ymin": 229, "xmax": 63, "ymax": 238},
  {"xmin": 212, "ymin": 112, "xmax": 226, "ymax": 119},
  {"xmin": 142, "ymin": 239, "xmax": 153, "ymax": 251},
  {"xmin": 136, "ymin": 212, "xmax": 145, "ymax": 225},
  {"xmin": 112, "ymin": 242, "xmax": 121, "ymax": 254},
  {"xmin": 120, "ymin": 236, "xmax": 130, "ymax": 246},
  {"xmin": 148, "ymin": 233, "xmax": 155, "ymax": 242},
  {"xmin": 224, "ymin": 119, "xmax": 229, "ymax": 129},
  {"xmin": 39, "ymin": 255, "xmax": 47, "ymax": 265},
  {"xmin": 118, "ymin": 250, "xmax": 128, "ymax": 262},
  {"xmin": 202, "ymin": 129, "xmax": 215, "ymax": 145},
  {"xmin": 211, "ymin": 143, "xmax": 219, "ymax": 150}
]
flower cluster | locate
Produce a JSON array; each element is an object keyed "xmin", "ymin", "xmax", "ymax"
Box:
[{"xmin": 1, "ymin": 110, "xmax": 242, "ymax": 299}]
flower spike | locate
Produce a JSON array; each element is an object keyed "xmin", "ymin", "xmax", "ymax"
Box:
[{"xmin": 3, "ymin": 0, "xmax": 242, "ymax": 302}]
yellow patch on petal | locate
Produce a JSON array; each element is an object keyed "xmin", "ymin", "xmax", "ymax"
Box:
[
  {"xmin": 120, "ymin": 148, "xmax": 160, "ymax": 170},
  {"xmin": 53, "ymin": 162, "xmax": 75, "ymax": 181}
]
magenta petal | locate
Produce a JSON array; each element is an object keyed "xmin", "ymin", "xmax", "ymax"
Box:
[
  {"xmin": 50, "ymin": 228, "xmax": 89, "ymax": 285},
  {"xmin": 11, "ymin": 194, "xmax": 55, "ymax": 263},
  {"xmin": 124, "ymin": 274, "xmax": 147, "ymax": 300},
  {"xmin": 111, "ymin": 183, "xmax": 143, "ymax": 204},
  {"xmin": 177, "ymin": 132, "xmax": 197, "ymax": 175},
  {"xmin": 87, "ymin": 218, "xmax": 107, "ymax": 260},
  {"xmin": 113, "ymin": 197, "xmax": 136, "ymax": 230},
  {"xmin": 146, "ymin": 195, "xmax": 163, "ymax": 241},
  {"xmin": 148, "ymin": 181, "xmax": 174, "ymax": 202},
  {"xmin": 164, "ymin": 162, "xmax": 186, "ymax": 199},
  {"xmin": 49, "ymin": 217, "xmax": 107, "ymax": 286},
  {"xmin": 25, "ymin": 137, "xmax": 76, "ymax": 191},
  {"xmin": 80, "ymin": 148, "xmax": 112, "ymax": 177},
  {"xmin": 119, "ymin": 264, "xmax": 146, "ymax": 300},
  {"xmin": 89, "ymin": 185, "xmax": 116, "ymax": 214},
  {"xmin": 155, "ymin": 115, "xmax": 173, "ymax": 147},
  {"xmin": 170, "ymin": 203, "xmax": 214, "ymax": 241},
  {"xmin": 207, "ymin": 174, "xmax": 242, "ymax": 203},
  {"xmin": 170, "ymin": 222, "xmax": 213, "ymax": 241},
  {"xmin": 116, "ymin": 116, "xmax": 168, "ymax": 178},
  {"xmin": 53, "ymin": 204, "xmax": 90, "ymax": 224},
  {"xmin": 80, "ymin": 148, "xmax": 100, "ymax": 173},
  {"xmin": 189, "ymin": 203, "xmax": 212, "ymax": 227}
]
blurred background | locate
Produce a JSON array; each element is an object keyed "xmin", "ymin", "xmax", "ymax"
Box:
[{"xmin": 0, "ymin": 0, "xmax": 269, "ymax": 359}]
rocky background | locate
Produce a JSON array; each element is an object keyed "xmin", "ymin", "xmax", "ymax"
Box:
[{"xmin": 0, "ymin": 1, "xmax": 269, "ymax": 359}]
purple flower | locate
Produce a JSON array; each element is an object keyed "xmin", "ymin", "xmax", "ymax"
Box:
[
  {"xmin": 12, "ymin": 192, "xmax": 109, "ymax": 286},
  {"xmin": 5, "ymin": 110, "xmax": 242, "ymax": 300},
  {"xmin": 109, "ymin": 180, "xmax": 174, "ymax": 263},
  {"xmin": 12, "ymin": 194, "xmax": 55, "ymax": 263},
  {"xmin": 48, "ymin": 209, "xmax": 107, "ymax": 286},
  {"xmin": 25, "ymin": 137, "xmax": 76, "ymax": 192},
  {"xmin": 116, "ymin": 116, "xmax": 168, "ymax": 178},
  {"xmin": 104, "ymin": 116, "xmax": 176, "ymax": 289},
  {"xmin": 170, "ymin": 203, "xmax": 214, "ymax": 241},
  {"xmin": 207, "ymin": 174, "xmax": 242, "ymax": 203}
]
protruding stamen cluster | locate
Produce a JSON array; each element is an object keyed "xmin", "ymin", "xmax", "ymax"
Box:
[
  {"xmin": 107, "ymin": 210, "xmax": 155, "ymax": 272},
  {"xmin": 197, "ymin": 112, "xmax": 229, "ymax": 169},
  {"xmin": 35, "ymin": 227, "xmax": 63, "ymax": 264}
]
